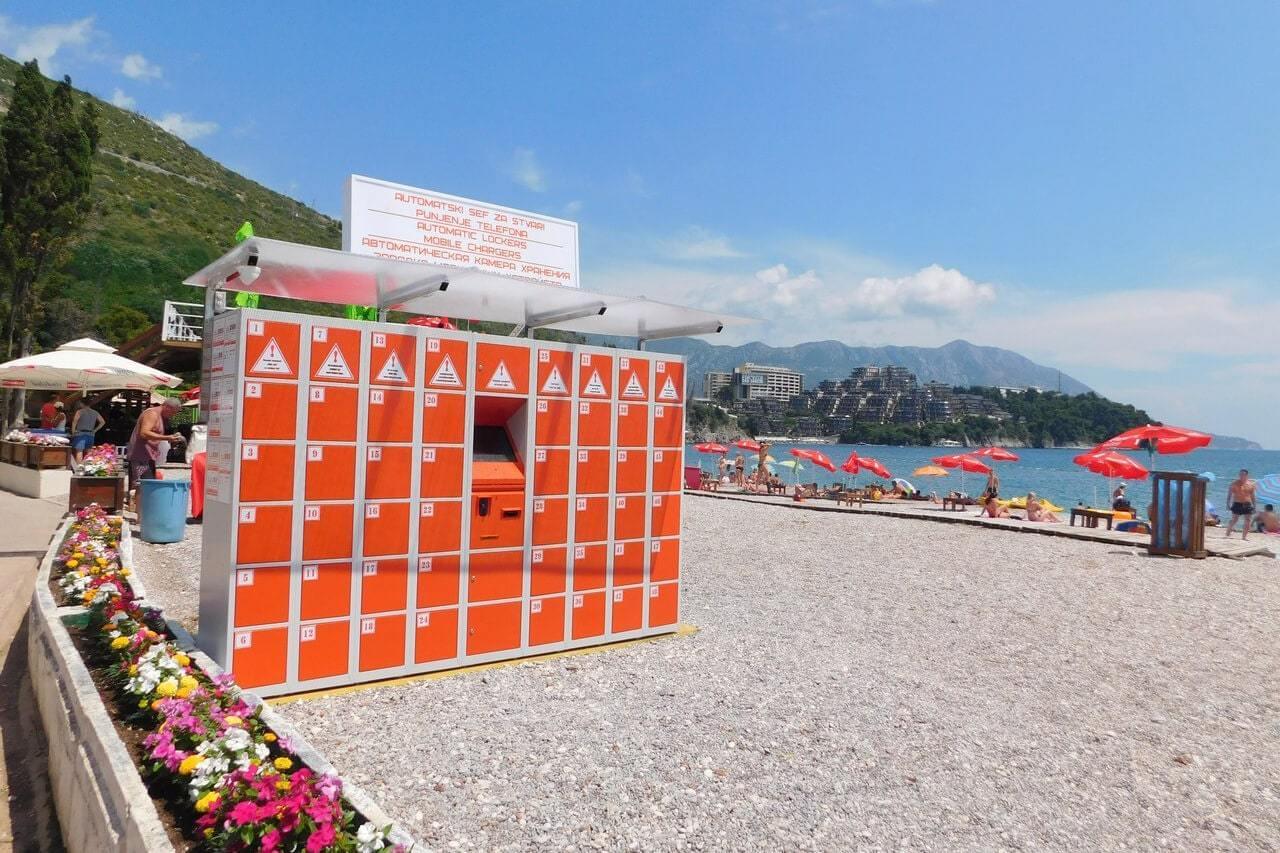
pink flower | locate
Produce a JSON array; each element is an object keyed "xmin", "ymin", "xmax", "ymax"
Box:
[
  {"xmin": 227, "ymin": 800, "xmax": 260, "ymax": 827},
  {"xmin": 260, "ymin": 828, "xmax": 282, "ymax": 853},
  {"xmin": 306, "ymin": 823, "xmax": 336, "ymax": 852}
]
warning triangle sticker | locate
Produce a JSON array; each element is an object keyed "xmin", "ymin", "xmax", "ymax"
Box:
[
  {"xmin": 541, "ymin": 366, "xmax": 567, "ymax": 394},
  {"xmin": 376, "ymin": 351, "xmax": 409, "ymax": 383},
  {"xmin": 621, "ymin": 371, "xmax": 645, "ymax": 398},
  {"xmin": 657, "ymin": 376, "xmax": 679, "ymax": 401},
  {"xmin": 487, "ymin": 360, "xmax": 516, "ymax": 390},
  {"xmin": 430, "ymin": 354, "xmax": 462, "ymax": 387},
  {"xmin": 314, "ymin": 344, "xmax": 353, "ymax": 380},
  {"xmin": 251, "ymin": 338, "xmax": 293, "ymax": 376},
  {"xmin": 582, "ymin": 370, "xmax": 607, "ymax": 397}
]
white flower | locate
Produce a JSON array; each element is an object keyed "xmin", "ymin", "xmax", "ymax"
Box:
[{"xmin": 356, "ymin": 823, "xmax": 386, "ymax": 852}]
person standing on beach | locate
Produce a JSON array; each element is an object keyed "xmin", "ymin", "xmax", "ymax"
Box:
[
  {"xmin": 733, "ymin": 453, "xmax": 745, "ymax": 486},
  {"xmin": 983, "ymin": 467, "xmax": 1000, "ymax": 501},
  {"xmin": 1225, "ymin": 469, "xmax": 1257, "ymax": 539},
  {"xmin": 70, "ymin": 400, "xmax": 105, "ymax": 465},
  {"xmin": 126, "ymin": 397, "xmax": 184, "ymax": 489}
]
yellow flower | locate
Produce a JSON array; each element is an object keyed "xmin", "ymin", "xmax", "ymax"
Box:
[
  {"xmin": 128, "ymin": 664, "xmax": 138, "ymax": 676},
  {"xmin": 65, "ymin": 559, "xmax": 79, "ymax": 569},
  {"xmin": 72, "ymin": 551, "xmax": 84, "ymax": 560},
  {"xmin": 179, "ymin": 675, "xmax": 198, "ymax": 690},
  {"xmin": 137, "ymin": 700, "xmax": 148, "ymax": 709},
  {"xmin": 89, "ymin": 567, "xmax": 101, "ymax": 576},
  {"xmin": 273, "ymin": 757, "xmax": 292, "ymax": 771},
  {"xmin": 176, "ymin": 687, "xmax": 192, "ymax": 699},
  {"xmin": 110, "ymin": 636, "xmax": 130, "ymax": 650},
  {"xmin": 120, "ymin": 568, "xmax": 131, "ymax": 577},
  {"xmin": 276, "ymin": 779, "xmax": 292, "ymax": 791},
  {"xmin": 179, "ymin": 754, "xmax": 204, "ymax": 775},
  {"xmin": 203, "ymin": 828, "xmax": 214, "ymax": 839},
  {"xmin": 223, "ymin": 715, "xmax": 243, "ymax": 727},
  {"xmin": 155, "ymin": 679, "xmax": 178, "ymax": 697},
  {"xmin": 95, "ymin": 556, "xmax": 108, "ymax": 567},
  {"xmin": 150, "ymin": 700, "xmax": 161, "ymax": 711},
  {"xmin": 175, "ymin": 653, "xmax": 190, "ymax": 667},
  {"xmin": 195, "ymin": 792, "xmax": 219, "ymax": 813},
  {"xmin": 263, "ymin": 732, "xmax": 277, "ymax": 743}
]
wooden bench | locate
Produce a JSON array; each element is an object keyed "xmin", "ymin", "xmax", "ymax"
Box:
[
  {"xmin": 1070, "ymin": 507, "xmax": 1115, "ymax": 530},
  {"xmin": 834, "ymin": 490, "xmax": 864, "ymax": 507},
  {"xmin": 942, "ymin": 496, "xmax": 975, "ymax": 512}
]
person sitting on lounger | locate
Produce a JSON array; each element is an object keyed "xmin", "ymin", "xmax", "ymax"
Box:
[
  {"xmin": 1255, "ymin": 504, "xmax": 1279, "ymax": 534},
  {"xmin": 1025, "ymin": 492, "xmax": 1061, "ymax": 523},
  {"xmin": 1112, "ymin": 483, "xmax": 1133, "ymax": 512},
  {"xmin": 982, "ymin": 494, "xmax": 1010, "ymax": 518}
]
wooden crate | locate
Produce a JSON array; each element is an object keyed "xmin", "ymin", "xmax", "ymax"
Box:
[
  {"xmin": 0, "ymin": 441, "xmax": 14, "ymax": 464},
  {"xmin": 1149, "ymin": 472, "xmax": 1206, "ymax": 559},
  {"xmin": 69, "ymin": 475, "xmax": 127, "ymax": 513},
  {"xmin": 28, "ymin": 444, "xmax": 72, "ymax": 470}
]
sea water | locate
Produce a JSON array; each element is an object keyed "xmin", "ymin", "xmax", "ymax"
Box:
[{"xmin": 688, "ymin": 443, "xmax": 1280, "ymax": 514}]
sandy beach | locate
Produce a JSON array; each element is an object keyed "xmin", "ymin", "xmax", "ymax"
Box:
[{"xmin": 133, "ymin": 496, "xmax": 1279, "ymax": 851}]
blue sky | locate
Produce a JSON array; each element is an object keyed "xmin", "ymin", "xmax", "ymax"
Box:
[{"xmin": 3, "ymin": 2, "xmax": 1278, "ymax": 446}]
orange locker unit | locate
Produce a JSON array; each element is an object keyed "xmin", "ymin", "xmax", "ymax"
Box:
[{"xmin": 198, "ymin": 308, "xmax": 684, "ymax": 697}]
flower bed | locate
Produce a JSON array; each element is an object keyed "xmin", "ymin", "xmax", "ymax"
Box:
[
  {"xmin": 47, "ymin": 505, "xmax": 408, "ymax": 852},
  {"xmin": 77, "ymin": 444, "xmax": 124, "ymax": 477},
  {"xmin": 4, "ymin": 428, "xmax": 71, "ymax": 446}
]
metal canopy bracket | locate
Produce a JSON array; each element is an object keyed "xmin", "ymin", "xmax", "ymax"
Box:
[
  {"xmin": 638, "ymin": 320, "xmax": 724, "ymax": 345},
  {"xmin": 377, "ymin": 274, "xmax": 450, "ymax": 309},
  {"xmin": 524, "ymin": 301, "xmax": 607, "ymax": 330}
]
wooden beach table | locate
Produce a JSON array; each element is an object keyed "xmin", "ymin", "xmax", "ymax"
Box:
[
  {"xmin": 942, "ymin": 496, "xmax": 975, "ymax": 512},
  {"xmin": 1070, "ymin": 507, "xmax": 1116, "ymax": 530}
]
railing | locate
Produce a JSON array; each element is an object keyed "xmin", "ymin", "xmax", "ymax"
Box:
[{"xmin": 161, "ymin": 301, "xmax": 204, "ymax": 344}]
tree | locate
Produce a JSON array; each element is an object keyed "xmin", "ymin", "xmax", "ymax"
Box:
[
  {"xmin": 94, "ymin": 304, "xmax": 152, "ymax": 346},
  {"xmin": 0, "ymin": 63, "xmax": 99, "ymax": 423}
]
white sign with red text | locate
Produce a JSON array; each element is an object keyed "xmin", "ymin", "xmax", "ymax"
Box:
[{"xmin": 342, "ymin": 174, "xmax": 580, "ymax": 288}]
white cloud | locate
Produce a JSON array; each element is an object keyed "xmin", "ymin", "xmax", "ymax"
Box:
[
  {"xmin": 155, "ymin": 112, "xmax": 219, "ymax": 141},
  {"xmin": 110, "ymin": 88, "xmax": 136, "ymax": 109},
  {"xmin": 564, "ymin": 200, "xmax": 583, "ymax": 215},
  {"xmin": 659, "ymin": 227, "xmax": 746, "ymax": 261},
  {"xmin": 847, "ymin": 264, "xmax": 996, "ymax": 317},
  {"xmin": 507, "ymin": 148, "xmax": 547, "ymax": 192},
  {"xmin": 120, "ymin": 52, "xmax": 162, "ymax": 81},
  {"xmin": 0, "ymin": 15, "xmax": 95, "ymax": 74}
]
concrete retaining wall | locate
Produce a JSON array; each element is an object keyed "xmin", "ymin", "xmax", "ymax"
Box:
[{"xmin": 0, "ymin": 461, "xmax": 70, "ymax": 498}]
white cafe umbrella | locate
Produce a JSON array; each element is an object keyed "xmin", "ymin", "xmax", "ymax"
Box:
[{"xmin": 0, "ymin": 338, "xmax": 181, "ymax": 391}]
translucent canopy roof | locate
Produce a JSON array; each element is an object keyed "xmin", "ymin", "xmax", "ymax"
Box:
[{"xmin": 184, "ymin": 238, "xmax": 752, "ymax": 341}]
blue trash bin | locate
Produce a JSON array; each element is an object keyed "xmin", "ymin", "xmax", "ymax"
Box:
[{"xmin": 139, "ymin": 479, "xmax": 191, "ymax": 544}]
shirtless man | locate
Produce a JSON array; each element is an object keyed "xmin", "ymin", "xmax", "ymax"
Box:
[{"xmin": 1225, "ymin": 469, "xmax": 1257, "ymax": 539}]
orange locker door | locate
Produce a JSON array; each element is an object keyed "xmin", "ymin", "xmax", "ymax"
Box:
[
  {"xmin": 649, "ymin": 539, "xmax": 680, "ymax": 583},
  {"xmin": 303, "ymin": 444, "xmax": 357, "ymax": 502},
  {"xmin": 422, "ymin": 392, "xmax": 467, "ymax": 444},
  {"xmin": 652, "ymin": 404, "xmax": 684, "ymax": 448},
  {"xmin": 650, "ymin": 493, "xmax": 681, "ymax": 538},
  {"xmin": 297, "ymin": 620, "xmax": 350, "ymax": 682},
  {"xmin": 616, "ymin": 402, "xmax": 649, "ymax": 447},
  {"xmin": 423, "ymin": 337, "xmax": 468, "ymax": 391},
  {"xmin": 418, "ymin": 500, "xmax": 463, "ymax": 553},
  {"xmin": 415, "ymin": 554, "xmax": 462, "ymax": 608},
  {"xmin": 651, "ymin": 449, "xmax": 682, "ymax": 493},
  {"xmin": 365, "ymin": 445, "xmax": 413, "ymax": 500},
  {"xmin": 531, "ymin": 546, "xmax": 567, "ymax": 596},
  {"xmin": 467, "ymin": 550, "xmax": 524, "ymax": 602},
  {"xmin": 362, "ymin": 502, "xmax": 410, "ymax": 557},
  {"xmin": 612, "ymin": 540, "xmax": 646, "ymax": 587},
  {"xmin": 420, "ymin": 447, "xmax": 465, "ymax": 498},
  {"xmin": 241, "ymin": 381, "xmax": 298, "ymax": 441},
  {"xmin": 300, "ymin": 562, "xmax": 352, "ymax": 620},
  {"xmin": 366, "ymin": 388, "xmax": 415, "ymax": 443},
  {"xmin": 369, "ymin": 331, "xmax": 417, "ymax": 387},
  {"xmin": 306, "ymin": 385, "xmax": 358, "ymax": 442},
  {"xmin": 415, "ymin": 609, "xmax": 459, "ymax": 663},
  {"xmin": 648, "ymin": 582, "xmax": 679, "ymax": 627},
  {"xmin": 235, "ymin": 505, "xmax": 293, "ymax": 565},
  {"xmin": 613, "ymin": 496, "xmax": 646, "ymax": 541},
  {"xmin": 654, "ymin": 360, "xmax": 685, "ymax": 404},
  {"xmin": 533, "ymin": 448, "xmax": 570, "ymax": 496},
  {"xmin": 574, "ymin": 448, "xmax": 610, "ymax": 495},
  {"xmin": 232, "ymin": 566, "xmax": 290, "ymax": 627},
  {"xmin": 535, "ymin": 398, "xmax": 572, "ymax": 446},
  {"xmin": 574, "ymin": 496, "xmax": 609, "ymax": 543},
  {"xmin": 309, "ymin": 325, "xmax": 361, "ymax": 384},
  {"xmin": 529, "ymin": 596, "xmax": 566, "ymax": 646},
  {"xmin": 571, "ymin": 591, "xmax": 606, "ymax": 640},
  {"xmin": 476, "ymin": 343, "xmax": 530, "ymax": 396},
  {"xmin": 466, "ymin": 601, "xmax": 522, "ymax": 655},
  {"xmin": 358, "ymin": 614, "xmax": 407, "ymax": 672},
  {"xmin": 536, "ymin": 348, "xmax": 573, "ymax": 397},
  {"xmin": 614, "ymin": 448, "xmax": 648, "ymax": 494},
  {"xmin": 577, "ymin": 352, "xmax": 613, "ymax": 400},
  {"xmin": 230, "ymin": 627, "xmax": 288, "ymax": 690},
  {"xmin": 532, "ymin": 497, "xmax": 569, "ymax": 547},
  {"xmin": 469, "ymin": 492, "xmax": 525, "ymax": 551},
  {"xmin": 360, "ymin": 558, "xmax": 409, "ymax": 613},
  {"xmin": 238, "ymin": 443, "xmax": 296, "ymax": 503},
  {"xmin": 616, "ymin": 355, "xmax": 650, "ymax": 403},
  {"xmin": 611, "ymin": 586, "xmax": 643, "ymax": 633},
  {"xmin": 572, "ymin": 544, "xmax": 607, "ymax": 591},
  {"xmin": 243, "ymin": 319, "xmax": 301, "ymax": 381},
  {"xmin": 576, "ymin": 401, "xmax": 612, "ymax": 447},
  {"xmin": 301, "ymin": 503, "xmax": 354, "ymax": 562}
]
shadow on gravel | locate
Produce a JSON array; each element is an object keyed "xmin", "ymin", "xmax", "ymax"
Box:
[{"xmin": 0, "ymin": 613, "xmax": 65, "ymax": 852}]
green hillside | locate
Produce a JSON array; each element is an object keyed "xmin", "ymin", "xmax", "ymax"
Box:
[{"xmin": 0, "ymin": 53, "xmax": 341, "ymax": 348}]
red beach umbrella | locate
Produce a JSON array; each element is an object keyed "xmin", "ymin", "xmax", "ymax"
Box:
[
  {"xmin": 790, "ymin": 448, "xmax": 836, "ymax": 472},
  {"xmin": 932, "ymin": 454, "xmax": 992, "ymax": 475},
  {"xmin": 694, "ymin": 442, "xmax": 729, "ymax": 455},
  {"xmin": 859, "ymin": 457, "xmax": 892, "ymax": 479},
  {"xmin": 733, "ymin": 438, "xmax": 762, "ymax": 453},
  {"xmin": 1073, "ymin": 450, "xmax": 1148, "ymax": 481},
  {"xmin": 971, "ymin": 446, "xmax": 1019, "ymax": 462},
  {"xmin": 1099, "ymin": 424, "xmax": 1211, "ymax": 470},
  {"xmin": 840, "ymin": 452, "xmax": 860, "ymax": 474}
]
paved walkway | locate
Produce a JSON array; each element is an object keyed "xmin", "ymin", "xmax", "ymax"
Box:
[
  {"xmin": 0, "ymin": 489, "xmax": 66, "ymax": 851},
  {"xmin": 689, "ymin": 489, "xmax": 1277, "ymax": 560}
]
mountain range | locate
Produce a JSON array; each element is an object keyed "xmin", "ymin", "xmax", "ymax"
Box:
[{"xmin": 646, "ymin": 338, "xmax": 1092, "ymax": 396}]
